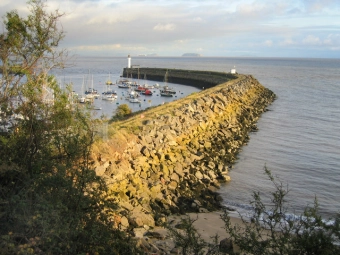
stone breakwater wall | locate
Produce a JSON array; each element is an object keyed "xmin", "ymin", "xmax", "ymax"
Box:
[
  {"xmin": 122, "ymin": 67, "xmax": 237, "ymax": 89},
  {"xmin": 95, "ymin": 74, "xmax": 276, "ymax": 231}
]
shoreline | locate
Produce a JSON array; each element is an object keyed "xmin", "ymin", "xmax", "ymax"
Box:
[
  {"xmin": 167, "ymin": 210, "xmax": 243, "ymax": 241},
  {"xmin": 139, "ymin": 210, "xmax": 246, "ymax": 253}
]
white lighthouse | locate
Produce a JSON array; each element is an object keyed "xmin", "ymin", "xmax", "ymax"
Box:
[{"xmin": 128, "ymin": 54, "xmax": 131, "ymax": 68}]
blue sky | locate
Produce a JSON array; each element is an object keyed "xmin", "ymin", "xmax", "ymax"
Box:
[{"xmin": 1, "ymin": 0, "xmax": 339, "ymax": 58}]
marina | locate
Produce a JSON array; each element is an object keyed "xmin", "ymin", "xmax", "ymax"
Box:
[
  {"xmin": 56, "ymin": 71, "xmax": 200, "ymax": 119},
  {"xmin": 52, "ymin": 56, "xmax": 340, "ymax": 219}
]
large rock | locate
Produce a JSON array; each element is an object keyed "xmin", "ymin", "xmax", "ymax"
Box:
[{"xmin": 129, "ymin": 210, "xmax": 155, "ymax": 228}]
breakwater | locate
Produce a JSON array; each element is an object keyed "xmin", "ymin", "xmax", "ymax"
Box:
[
  {"xmin": 122, "ymin": 67, "xmax": 237, "ymax": 89},
  {"xmin": 93, "ymin": 73, "xmax": 276, "ymax": 231}
]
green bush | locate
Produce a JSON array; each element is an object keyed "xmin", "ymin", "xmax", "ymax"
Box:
[
  {"xmin": 112, "ymin": 104, "xmax": 132, "ymax": 120},
  {"xmin": 222, "ymin": 168, "xmax": 340, "ymax": 254}
]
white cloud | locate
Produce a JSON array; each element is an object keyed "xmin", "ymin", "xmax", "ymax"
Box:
[
  {"xmin": 264, "ymin": 40, "xmax": 273, "ymax": 47},
  {"xmin": 153, "ymin": 23, "xmax": 176, "ymax": 31},
  {"xmin": 175, "ymin": 40, "xmax": 188, "ymax": 44},
  {"xmin": 325, "ymin": 33, "xmax": 340, "ymax": 45},
  {"xmin": 1, "ymin": 0, "xmax": 340, "ymax": 57},
  {"xmin": 71, "ymin": 44, "xmax": 122, "ymax": 51},
  {"xmin": 193, "ymin": 17, "xmax": 204, "ymax": 23},
  {"xmin": 280, "ymin": 38, "xmax": 296, "ymax": 46},
  {"xmin": 303, "ymin": 35, "xmax": 322, "ymax": 45}
]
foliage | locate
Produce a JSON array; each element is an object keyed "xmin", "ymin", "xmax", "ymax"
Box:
[
  {"xmin": 222, "ymin": 167, "xmax": 340, "ymax": 255},
  {"xmin": 0, "ymin": 1, "xmax": 139, "ymax": 254},
  {"xmin": 164, "ymin": 168, "xmax": 340, "ymax": 255},
  {"xmin": 0, "ymin": 0, "xmax": 66, "ymax": 101},
  {"xmin": 115, "ymin": 104, "xmax": 132, "ymax": 119}
]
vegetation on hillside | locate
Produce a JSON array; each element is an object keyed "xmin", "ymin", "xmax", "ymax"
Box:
[
  {"xmin": 110, "ymin": 103, "xmax": 132, "ymax": 121},
  {"xmin": 0, "ymin": 1, "xmax": 139, "ymax": 254}
]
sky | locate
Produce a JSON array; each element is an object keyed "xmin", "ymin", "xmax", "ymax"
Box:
[{"xmin": 0, "ymin": 0, "xmax": 339, "ymax": 58}]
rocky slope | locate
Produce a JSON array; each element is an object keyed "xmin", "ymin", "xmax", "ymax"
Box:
[{"xmin": 94, "ymin": 74, "xmax": 276, "ymax": 232}]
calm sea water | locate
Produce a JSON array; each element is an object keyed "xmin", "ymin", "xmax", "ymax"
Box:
[
  {"xmin": 54, "ymin": 56, "xmax": 201, "ymax": 118},
  {"xmin": 58, "ymin": 56, "xmax": 340, "ymax": 218}
]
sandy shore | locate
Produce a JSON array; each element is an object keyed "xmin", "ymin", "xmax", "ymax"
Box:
[
  {"xmin": 138, "ymin": 210, "xmax": 252, "ymax": 253},
  {"xmin": 167, "ymin": 210, "xmax": 244, "ymax": 242}
]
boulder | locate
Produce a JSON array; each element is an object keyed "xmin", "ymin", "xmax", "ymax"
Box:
[
  {"xmin": 120, "ymin": 216, "xmax": 129, "ymax": 230},
  {"xmin": 129, "ymin": 210, "xmax": 155, "ymax": 228}
]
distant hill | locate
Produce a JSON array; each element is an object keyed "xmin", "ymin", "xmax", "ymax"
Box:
[{"xmin": 182, "ymin": 53, "xmax": 201, "ymax": 57}]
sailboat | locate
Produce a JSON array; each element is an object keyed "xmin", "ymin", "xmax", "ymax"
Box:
[
  {"xmin": 160, "ymin": 70, "xmax": 176, "ymax": 96},
  {"xmin": 78, "ymin": 76, "xmax": 87, "ymax": 103},
  {"xmin": 106, "ymin": 72, "xmax": 113, "ymax": 85},
  {"xmin": 142, "ymin": 73, "xmax": 154, "ymax": 89},
  {"xmin": 102, "ymin": 85, "xmax": 117, "ymax": 101},
  {"xmin": 85, "ymin": 75, "xmax": 100, "ymax": 99}
]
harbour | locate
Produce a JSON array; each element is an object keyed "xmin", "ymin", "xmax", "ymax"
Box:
[
  {"xmin": 54, "ymin": 68, "xmax": 202, "ymax": 119},
  {"xmin": 54, "ymin": 55, "xmax": 340, "ymax": 218}
]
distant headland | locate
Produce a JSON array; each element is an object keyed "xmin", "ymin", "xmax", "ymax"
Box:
[{"xmin": 182, "ymin": 53, "xmax": 201, "ymax": 57}]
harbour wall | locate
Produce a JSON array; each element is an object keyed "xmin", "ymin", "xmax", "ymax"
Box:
[
  {"xmin": 122, "ymin": 67, "xmax": 237, "ymax": 89},
  {"xmin": 93, "ymin": 73, "xmax": 276, "ymax": 230}
]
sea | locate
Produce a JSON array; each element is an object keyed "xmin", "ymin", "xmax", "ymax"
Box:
[{"xmin": 54, "ymin": 56, "xmax": 340, "ymax": 219}]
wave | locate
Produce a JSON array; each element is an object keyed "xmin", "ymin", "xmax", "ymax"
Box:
[{"xmin": 222, "ymin": 200, "xmax": 336, "ymax": 227}]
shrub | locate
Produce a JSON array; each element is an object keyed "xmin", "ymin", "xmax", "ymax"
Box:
[
  {"xmin": 112, "ymin": 104, "xmax": 132, "ymax": 120},
  {"xmin": 222, "ymin": 167, "xmax": 340, "ymax": 255}
]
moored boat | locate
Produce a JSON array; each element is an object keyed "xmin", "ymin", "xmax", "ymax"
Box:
[
  {"xmin": 118, "ymin": 83, "xmax": 130, "ymax": 88},
  {"xmin": 135, "ymin": 86, "xmax": 146, "ymax": 92},
  {"xmin": 160, "ymin": 91, "xmax": 173, "ymax": 97},
  {"xmin": 143, "ymin": 84, "xmax": 154, "ymax": 89},
  {"xmin": 142, "ymin": 89, "xmax": 153, "ymax": 95},
  {"xmin": 129, "ymin": 97, "xmax": 141, "ymax": 103},
  {"xmin": 105, "ymin": 72, "xmax": 113, "ymax": 85},
  {"xmin": 160, "ymin": 70, "xmax": 176, "ymax": 95},
  {"xmin": 160, "ymin": 86, "xmax": 176, "ymax": 94},
  {"xmin": 102, "ymin": 94, "xmax": 117, "ymax": 101}
]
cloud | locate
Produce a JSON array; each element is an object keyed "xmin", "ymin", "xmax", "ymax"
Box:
[
  {"xmin": 264, "ymin": 40, "xmax": 273, "ymax": 47},
  {"xmin": 153, "ymin": 23, "xmax": 176, "ymax": 31},
  {"xmin": 72, "ymin": 44, "xmax": 122, "ymax": 51},
  {"xmin": 1, "ymin": 0, "xmax": 340, "ymax": 57},
  {"xmin": 280, "ymin": 38, "xmax": 296, "ymax": 46},
  {"xmin": 175, "ymin": 39, "xmax": 189, "ymax": 44},
  {"xmin": 193, "ymin": 17, "xmax": 204, "ymax": 23},
  {"xmin": 303, "ymin": 35, "xmax": 322, "ymax": 45}
]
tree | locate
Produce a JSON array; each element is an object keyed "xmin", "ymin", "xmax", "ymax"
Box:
[
  {"xmin": 0, "ymin": 0, "xmax": 66, "ymax": 100},
  {"xmin": 0, "ymin": 1, "xmax": 139, "ymax": 254},
  {"xmin": 112, "ymin": 103, "xmax": 132, "ymax": 120}
]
